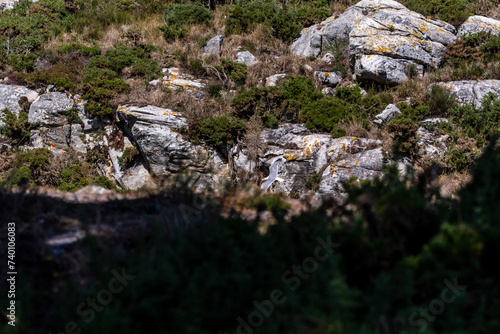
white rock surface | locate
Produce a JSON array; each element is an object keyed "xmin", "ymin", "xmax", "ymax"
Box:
[
  {"xmin": 237, "ymin": 51, "xmax": 258, "ymax": 66},
  {"xmin": 458, "ymin": 16, "xmax": 500, "ymax": 37},
  {"xmin": 117, "ymin": 105, "xmax": 225, "ymax": 177},
  {"xmin": 151, "ymin": 68, "xmax": 206, "ymax": 96},
  {"xmin": 355, "ymin": 55, "xmax": 423, "ymax": 84},
  {"xmin": 28, "ymin": 92, "xmax": 74, "ymax": 126},
  {"xmin": 436, "ymin": 80, "xmax": 500, "ymax": 107},
  {"xmin": 265, "ymin": 74, "xmax": 287, "ymax": 87},
  {"xmin": 373, "ymin": 104, "xmax": 401, "ymax": 126},
  {"xmin": 201, "ymin": 35, "xmax": 224, "ymax": 56},
  {"xmin": 314, "ymin": 71, "xmax": 342, "ymax": 86},
  {"xmin": 417, "ymin": 127, "xmax": 451, "ymax": 158},
  {"xmin": 0, "ymin": 84, "xmax": 38, "ymax": 126}
]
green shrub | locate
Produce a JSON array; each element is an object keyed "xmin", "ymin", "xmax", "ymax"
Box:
[
  {"xmin": 220, "ymin": 58, "xmax": 248, "ymax": 86},
  {"xmin": 405, "ymin": 0, "xmax": 473, "ymax": 27},
  {"xmin": 0, "ymin": 109, "xmax": 31, "ymax": 145},
  {"xmin": 197, "ymin": 115, "xmax": 246, "ymax": 146},
  {"xmin": 160, "ymin": 3, "xmax": 212, "ymax": 42},
  {"xmin": 225, "ymin": 0, "xmax": 329, "ymax": 43},
  {"xmin": 0, "ymin": 166, "xmax": 31, "ymax": 188},
  {"xmin": 450, "ymin": 93, "xmax": 500, "ymax": 146},
  {"xmin": 118, "ymin": 147, "xmax": 139, "ymax": 168},
  {"xmin": 58, "ymin": 165, "xmax": 89, "ymax": 191},
  {"xmin": 207, "ymin": 83, "xmax": 223, "ymax": 98},
  {"xmin": 92, "ymin": 175, "xmax": 115, "ymax": 189},
  {"xmin": 16, "ymin": 149, "xmax": 51, "ymax": 169},
  {"xmin": 427, "ymin": 85, "xmax": 456, "ymax": 116},
  {"xmin": 305, "ymin": 171, "xmax": 322, "ymax": 191},
  {"xmin": 386, "ymin": 116, "xmax": 418, "ymax": 155},
  {"xmin": 164, "ymin": 3, "xmax": 212, "ymax": 26}
]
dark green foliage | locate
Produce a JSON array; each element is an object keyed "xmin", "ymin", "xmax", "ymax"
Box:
[
  {"xmin": 450, "ymin": 93, "xmax": 500, "ymax": 146},
  {"xmin": 386, "ymin": 116, "xmax": 418, "ymax": 154},
  {"xmin": 305, "ymin": 171, "xmax": 322, "ymax": 191},
  {"xmin": 445, "ymin": 145, "xmax": 470, "ymax": 171},
  {"xmin": 220, "ymin": 58, "xmax": 248, "ymax": 85},
  {"xmin": 225, "ymin": 0, "xmax": 329, "ymax": 43},
  {"xmin": 0, "ymin": 0, "xmax": 74, "ymax": 71},
  {"xmin": 197, "ymin": 115, "xmax": 246, "ymax": 146},
  {"xmin": 92, "ymin": 175, "xmax": 115, "ymax": 189},
  {"xmin": 0, "ymin": 166, "xmax": 30, "ymax": 188},
  {"xmin": 232, "ymin": 76, "xmax": 383, "ymax": 137},
  {"xmin": 427, "ymin": 85, "xmax": 456, "ymax": 116},
  {"xmin": 16, "ymin": 148, "xmax": 51, "ymax": 169},
  {"xmin": 164, "ymin": 3, "xmax": 212, "ymax": 26},
  {"xmin": 0, "ymin": 109, "xmax": 31, "ymax": 145},
  {"xmin": 81, "ymin": 45, "xmax": 160, "ymax": 117},
  {"xmin": 405, "ymin": 0, "xmax": 473, "ymax": 27},
  {"xmin": 59, "ymin": 42, "xmax": 100, "ymax": 56},
  {"xmin": 207, "ymin": 83, "xmax": 223, "ymax": 98},
  {"xmin": 161, "ymin": 3, "xmax": 212, "ymax": 42},
  {"xmin": 58, "ymin": 165, "xmax": 89, "ymax": 191}
]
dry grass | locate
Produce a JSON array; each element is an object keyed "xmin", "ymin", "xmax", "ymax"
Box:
[{"xmin": 438, "ymin": 172, "xmax": 471, "ymax": 199}]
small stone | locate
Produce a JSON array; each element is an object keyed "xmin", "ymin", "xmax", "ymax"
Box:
[
  {"xmin": 373, "ymin": 104, "xmax": 401, "ymax": 126},
  {"xmin": 236, "ymin": 51, "xmax": 258, "ymax": 66},
  {"xmin": 201, "ymin": 35, "xmax": 224, "ymax": 56}
]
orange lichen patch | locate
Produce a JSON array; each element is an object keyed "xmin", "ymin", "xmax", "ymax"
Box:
[
  {"xmin": 51, "ymin": 143, "xmax": 57, "ymax": 148},
  {"xmin": 325, "ymin": 72, "xmax": 330, "ymax": 77},
  {"xmin": 76, "ymin": 99, "xmax": 83, "ymax": 103},
  {"xmin": 129, "ymin": 174, "xmax": 133, "ymax": 177}
]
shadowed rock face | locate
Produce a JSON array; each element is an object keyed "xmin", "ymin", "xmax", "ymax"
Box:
[
  {"xmin": 291, "ymin": 0, "xmax": 456, "ymax": 84},
  {"xmin": 117, "ymin": 105, "xmax": 226, "ymax": 179}
]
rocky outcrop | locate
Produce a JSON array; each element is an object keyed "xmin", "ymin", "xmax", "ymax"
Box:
[
  {"xmin": 355, "ymin": 55, "xmax": 423, "ymax": 84},
  {"xmin": 0, "ymin": 84, "xmax": 38, "ymax": 127},
  {"xmin": 417, "ymin": 126, "xmax": 451, "ymax": 158},
  {"xmin": 150, "ymin": 68, "xmax": 206, "ymax": 96},
  {"xmin": 292, "ymin": 0, "xmax": 456, "ymax": 84},
  {"xmin": 201, "ymin": 35, "xmax": 224, "ymax": 56},
  {"xmin": 28, "ymin": 92, "xmax": 75, "ymax": 126},
  {"xmin": 373, "ymin": 103, "xmax": 401, "ymax": 126},
  {"xmin": 117, "ymin": 105, "xmax": 226, "ymax": 179},
  {"xmin": 436, "ymin": 80, "xmax": 500, "ymax": 107},
  {"xmin": 259, "ymin": 124, "xmax": 385, "ymax": 198},
  {"xmin": 237, "ymin": 51, "xmax": 258, "ymax": 66},
  {"xmin": 458, "ymin": 16, "xmax": 500, "ymax": 37}
]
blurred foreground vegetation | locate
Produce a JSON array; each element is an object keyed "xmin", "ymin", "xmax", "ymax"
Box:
[{"xmin": 1, "ymin": 138, "xmax": 500, "ymax": 334}]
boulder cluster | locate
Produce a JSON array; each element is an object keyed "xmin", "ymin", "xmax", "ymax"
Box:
[{"xmin": 2, "ymin": 0, "xmax": 500, "ymax": 198}]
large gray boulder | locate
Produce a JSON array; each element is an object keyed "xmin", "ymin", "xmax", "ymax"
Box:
[
  {"xmin": 259, "ymin": 124, "xmax": 385, "ymax": 198},
  {"xmin": 0, "ymin": 84, "xmax": 38, "ymax": 127},
  {"xmin": 201, "ymin": 35, "xmax": 224, "ymax": 56},
  {"xmin": 265, "ymin": 74, "xmax": 287, "ymax": 87},
  {"xmin": 28, "ymin": 92, "xmax": 74, "ymax": 126},
  {"xmin": 458, "ymin": 16, "xmax": 500, "ymax": 37},
  {"xmin": 355, "ymin": 55, "xmax": 423, "ymax": 84},
  {"xmin": 292, "ymin": 0, "xmax": 456, "ymax": 84},
  {"xmin": 117, "ymin": 105, "xmax": 225, "ymax": 177},
  {"xmin": 436, "ymin": 80, "xmax": 500, "ymax": 107}
]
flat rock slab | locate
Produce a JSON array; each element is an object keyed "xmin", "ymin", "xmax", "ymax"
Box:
[{"xmin": 150, "ymin": 68, "xmax": 206, "ymax": 96}]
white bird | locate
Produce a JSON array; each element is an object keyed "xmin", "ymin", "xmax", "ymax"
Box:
[{"xmin": 261, "ymin": 157, "xmax": 284, "ymax": 191}]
